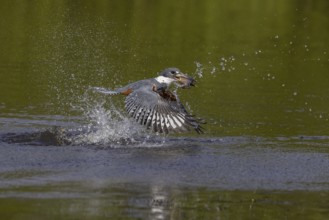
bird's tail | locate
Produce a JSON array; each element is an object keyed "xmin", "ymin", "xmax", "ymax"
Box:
[{"xmin": 91, "ymin": 87, "xmax": 120, "ymax": 95}]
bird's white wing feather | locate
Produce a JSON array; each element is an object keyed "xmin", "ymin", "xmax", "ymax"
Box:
[{"xmin": 125, "ymin": 87, "xmax": 204, "ymax": 134}]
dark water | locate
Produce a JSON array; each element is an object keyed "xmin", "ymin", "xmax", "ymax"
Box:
[{"xmin": 1, "ymin": 0, "xmax": 329, "ymax": 219}]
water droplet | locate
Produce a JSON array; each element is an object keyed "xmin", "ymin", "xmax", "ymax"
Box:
[
  {"xmin": 293, "ymin": 92, "xmax": 298, "ymax": 96},
  {"xmin": 211, "ymin": 67, "xmax": 216, "ymax": 74},
  {"xmin": 194, "ymin": 61, "xmax": 203, "ymax": 78},
  {"xmin": 275, "ymin": 35, "xmax": 279, "ymax": 39}
]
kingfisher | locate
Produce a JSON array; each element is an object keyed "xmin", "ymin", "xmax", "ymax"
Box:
[{"xmin": 93, "ymin": 67, "xmax": 205, "ymax": 134}]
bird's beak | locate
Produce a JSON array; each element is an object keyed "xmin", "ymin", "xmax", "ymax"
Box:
[{"xmin": 175, "ymin": 73, "xmax": 196, "ymax": 88}]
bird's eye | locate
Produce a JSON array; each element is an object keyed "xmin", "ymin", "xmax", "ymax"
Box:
[{"xmin": 170, "ymin": 71, "xmax": 176, "ymax": 74}]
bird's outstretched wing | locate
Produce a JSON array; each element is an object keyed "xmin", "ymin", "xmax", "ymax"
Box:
[{"xmin": 125, "ymin": 87, "xmax": 204, "ymax": 134}]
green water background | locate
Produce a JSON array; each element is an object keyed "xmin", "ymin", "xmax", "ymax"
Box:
[{"xmin": 1, "ymin": 0, "xmax": 329, "ymax": 136}]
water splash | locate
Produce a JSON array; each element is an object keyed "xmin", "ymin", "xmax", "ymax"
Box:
[
  {"xmin": 194, "ymin": 61, "xmax": 204, "ymax": 78},
  {"xmin": 66, "ymin": 90, "xmax": 153, "ymax": 146},
  {"xmin": 193, "ymin": 55, "xmax": 237, "ymax": 79}
]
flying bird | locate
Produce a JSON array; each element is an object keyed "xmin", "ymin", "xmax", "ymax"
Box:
[{"xmin": 93, "ymin": 67, "xmax": 205, "ymax": 134}]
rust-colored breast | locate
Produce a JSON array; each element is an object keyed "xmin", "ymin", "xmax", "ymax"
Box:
[
  {"xmin": 152, "ymin": 84, "xmax": 177, "ymax": 101},
  {"xmin": 121, "ymin": 88, "xmax": 133, "ymax": 96},
  {"xmin": 159, "ymin": 90, "xmax": 177, "ymax": 101}
]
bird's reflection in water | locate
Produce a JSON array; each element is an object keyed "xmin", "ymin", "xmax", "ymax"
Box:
[{"xmin": 149, "ymin": 185, "xmax": 172, "ymax": 220}]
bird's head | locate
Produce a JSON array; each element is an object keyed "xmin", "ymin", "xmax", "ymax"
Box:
[{"xmin": 157, "ymin": 67, "xmax": 195, "ymax": 88}]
